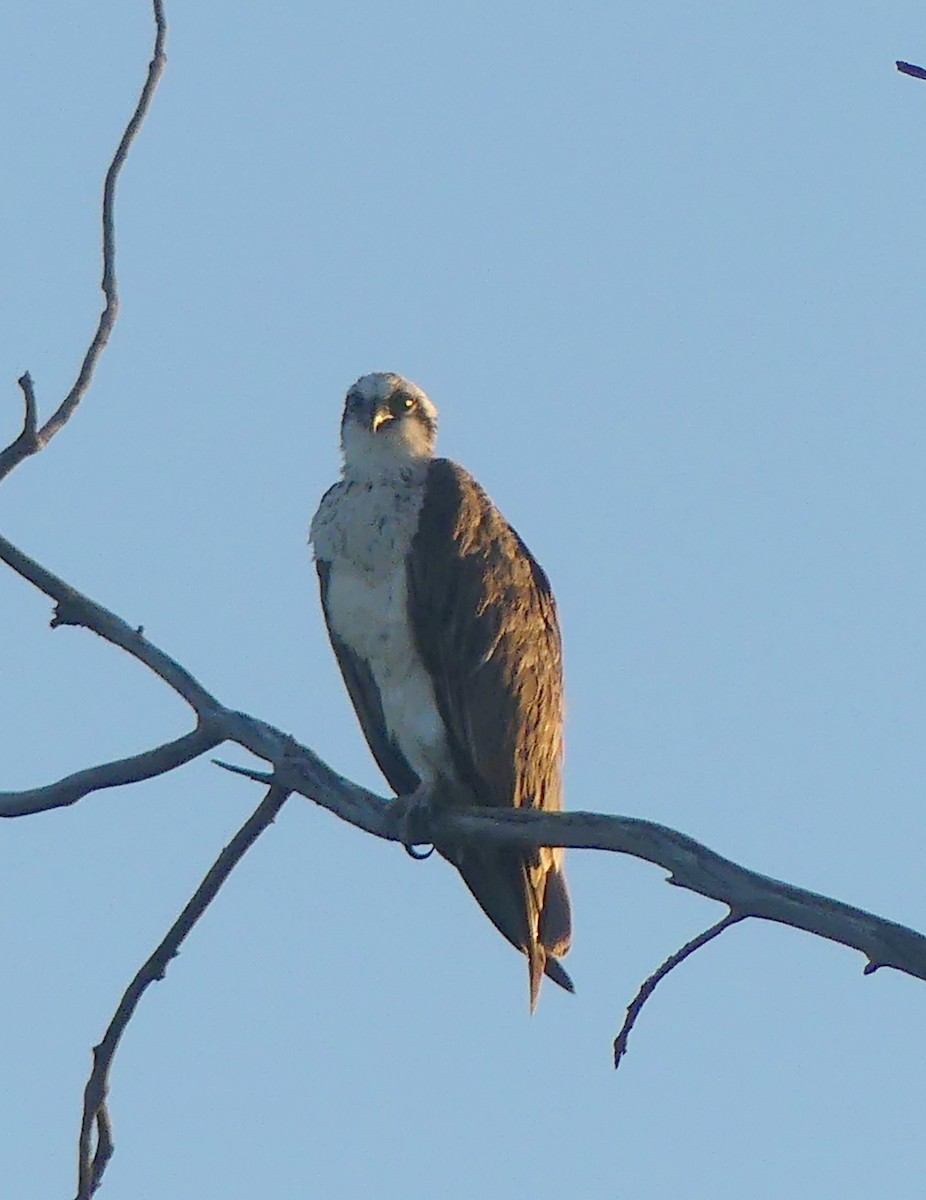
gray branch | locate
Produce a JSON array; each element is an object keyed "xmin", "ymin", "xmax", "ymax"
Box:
[
  {"xmin": 897, "ymin": 60, "xmax": 926, "ymax": 79},
  {"xmin": 0, "ymin": 532, "xmax": 222, "ymax": 717},
  {"xmin": 612, "ymin": 912, "xmax": 744, "ymax": 1069},
  {"xmin": 75, "ymin": 783, "xmax": 290, "ymax": 1200},
  {"xmin": 3, "ymin": 523, "xmax": 926, "ymax": 988},
  {"xmin": 0, "ymin": 0, "xmax": 167, "ymax": 485},
  {"xmin": 0, "ymin": 727, "xmax": 222, "ymax": 817}
]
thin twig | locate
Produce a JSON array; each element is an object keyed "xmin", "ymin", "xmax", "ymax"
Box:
[
  {"xmin": 75, "ymin": 783, "xmax": 290, "ymax": 1200},
  {"xmin": 0, "ymin": 0, "xmax": 168, "ymax": 484},
  {"xmin": 0, "ymin": 374, "xmax": 40, "ymax": 473},
  {"xmin": 213, "ymin": 758, "xmax": 274, "ymax": 784},
  {"xmin": 613, "ymin": 912, "xmax": 743, "ymax": 1069}
]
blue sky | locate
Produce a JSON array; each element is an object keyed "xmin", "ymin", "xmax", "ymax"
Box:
[{"xmin": 2, "ymin": 3, "xmax": 926, "ymax": 1197}]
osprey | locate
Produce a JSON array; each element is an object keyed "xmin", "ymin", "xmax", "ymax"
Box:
[{"xmin": 309, "ymin": 372, "xmax": 572, "ymax": 1008}]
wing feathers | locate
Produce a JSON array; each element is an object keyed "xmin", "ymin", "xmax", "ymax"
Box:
[{"xmin": 408, "ymin": 460, "xmax": 572, "ymax": 1002}]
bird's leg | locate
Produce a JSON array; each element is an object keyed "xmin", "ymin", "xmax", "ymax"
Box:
[{"xmin": 390, "ymin": 784, "xmax": 435, "ymax": 859}]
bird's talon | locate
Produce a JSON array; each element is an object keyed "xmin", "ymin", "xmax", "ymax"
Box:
[{"xmin": 390, "ymin": 790, "xmax": 434, "ymax": 855}]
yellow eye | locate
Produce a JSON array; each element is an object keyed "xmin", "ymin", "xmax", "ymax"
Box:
[{"xmin": 403, "ymin": 396, "xmax": 415, "ymax": 410}]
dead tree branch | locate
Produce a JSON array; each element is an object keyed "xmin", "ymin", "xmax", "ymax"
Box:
[
  {"xmin": 0, "ymin": 532, "xmax": 222, "ymax": 715},
  {"xmin": 0, "ymin": 0, "xmax": 167, "ymax": 484},
  {"xmin": 441, "ymin": 808, "xmax": 926, "ymax": 981},
  {"xmin": 897, "ymin": 60, "xmax": 926, "ymax": 79},
  {"xmin": 4, "ymin": 522, "xmax": 926, "ymax": 994},
  {"xmin": 9, "ymin": 520, "xmax": 926, "ymax": 1189},
  {"xmin": 1, "ymin": 372, "xmax": 39, "ymax": 468},
  {"xmin": 612, "ymin": 912, "xmax": 744, "ymax": 1069},
  {"xmin": 75, "ymin": 783, "xmax": 290, "ymax": 1200},
  {"xmin": 0, "ymin": 727, "xmax": 222, "ymax": 817}
]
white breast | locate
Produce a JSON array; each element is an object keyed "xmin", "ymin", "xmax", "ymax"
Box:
[{"xmin": 310, "ymin": 474, "xmax": 452, "ymax": 786}]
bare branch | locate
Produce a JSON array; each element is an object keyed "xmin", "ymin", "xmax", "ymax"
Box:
[
  {"xmin": 3, "ymin": 486, "xmax": 926, "ymax": 1190},
  {"xmin": 0, "ymin": 0, "xmax": 167, "ymax": 484},
  {"xmin": 75, "ymin": 783, "xmax": 290, "ymax": 1200},
  {"xmin": 214, "ymin": 747, "xmax": 926, "ymax": 990},
  {"xmin": 441, "ymin": 807, "xmax": 926, "ymax": 983},
  {"xmin": 897, "ymin": 60, "xmax": 926, "ymax": 80},
  {"xmin": 0, "ymin": 727, "xmax": 222, "ymax": 817},
  {"xmin": 613, "ymin": 912, "xmax": 743, "ymax": 1070},
  {"xmin": 4, "ymin": 524, "xmax": 926, "ymax": 992},
  {"xmin": 212, "ymin": 758, "xmax": 273, "ymax": 784},
  {"xmin": 0, "ymin": 531, "xmax": 222, "ymax": 716},
  {"xmin": 0, "ymin": 375, "xmax": 39, "ymax": 475},
  {"xmin": 211, "ymin": 750, "xmax": 926, "ymax": 992}
]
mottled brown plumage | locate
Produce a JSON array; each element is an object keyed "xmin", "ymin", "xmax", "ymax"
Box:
[{"xmin": 407, "ymin": 460, "xmax": 572, "ymax": 1005}]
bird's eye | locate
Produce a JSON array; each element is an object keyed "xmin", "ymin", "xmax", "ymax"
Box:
[{"xmin": 394, "ymin": 393, "xmax": 416, "ymax": 413}]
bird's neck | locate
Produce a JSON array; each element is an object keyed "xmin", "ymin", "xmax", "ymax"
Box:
[{"xmin": 341, "ymin": 445, "xmax": 432, "ymax": 487}]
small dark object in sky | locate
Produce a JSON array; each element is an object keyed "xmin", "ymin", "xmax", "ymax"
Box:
[{"xmin": 897, "ymin": 60, "xmax": 926, "ymax": 80}]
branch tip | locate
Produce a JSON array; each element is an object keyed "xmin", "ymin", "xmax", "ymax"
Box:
[
  {"xmin": 212, "ymin": 759, "xmax": 275, "ymax": 784},
  {"xmin": 613, "ymin": 913, "xmax": 742, "ymax": 1070},
  {"xmin": 897, "ymin": 60, "xmax": 926, "ymax": 80},
  {"xmin": 17, "ymin": 371, "xmax": 38, "ymax": 434},
  {"xmin": 0, "ymin": 373, "xmax": 41, "ymax": 475}
]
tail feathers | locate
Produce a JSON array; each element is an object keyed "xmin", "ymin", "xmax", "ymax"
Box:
[
  {"xmin": 543, "ymin": 954, "xmax": 574, "ymax": 994},
  {"xmin": 529, "ymin": 947, "xmax": 574, "ymax": 1010},
  {"xmin": 539, "ymin": 864, "xmax": 572, "ymax": 958},
  {"xmin": 533, "ymin": 861, "xmax": 573, "ymax": 1007},
  {"xmin": 528, "ymin": 944, "xmax": 545, "ymax": 1013},
  {"xmin": 453, "ymin": 849, "xmax": 574, "ymax": 1010}
]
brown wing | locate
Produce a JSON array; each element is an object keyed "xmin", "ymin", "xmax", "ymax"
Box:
[
  {"xmin": 407, "ymin": 458, "xmax": 572, "ymax": 1007},
  {"xmin": 316, "ymin": 560, "xmax": 421, "ymax": 797}
]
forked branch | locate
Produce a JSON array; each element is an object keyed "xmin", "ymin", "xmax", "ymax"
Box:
[
  {"xmin": 4, "ymin": 521, "xmax": 926, "ymax": 992},
  {"xmin": 0, "ymin": 0, "xmax": 167, "ymax": 484},
  {"xmin": 5, "ymin": 520, "xmax": 926, "ymax": 1191}
]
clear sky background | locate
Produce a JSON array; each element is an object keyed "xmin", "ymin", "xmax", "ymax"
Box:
[{"xmin": 2, "ymin": 3, "xmax": 925, "ymax": 1197}]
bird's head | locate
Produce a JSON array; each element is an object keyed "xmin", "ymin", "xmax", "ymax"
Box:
[{"xmin": 340, "ymin": 372, "xmax": 438, "ymax": 480}]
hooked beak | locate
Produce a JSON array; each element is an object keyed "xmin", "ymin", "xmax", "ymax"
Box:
[{"xmin": 371, "ymin": 406, "xmax": 394, "ymax": 433}]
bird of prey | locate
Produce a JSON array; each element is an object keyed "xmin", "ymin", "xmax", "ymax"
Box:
[{"xmin": 309, "ymin": 372, "xmax": 572, "ymax": 1008}]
